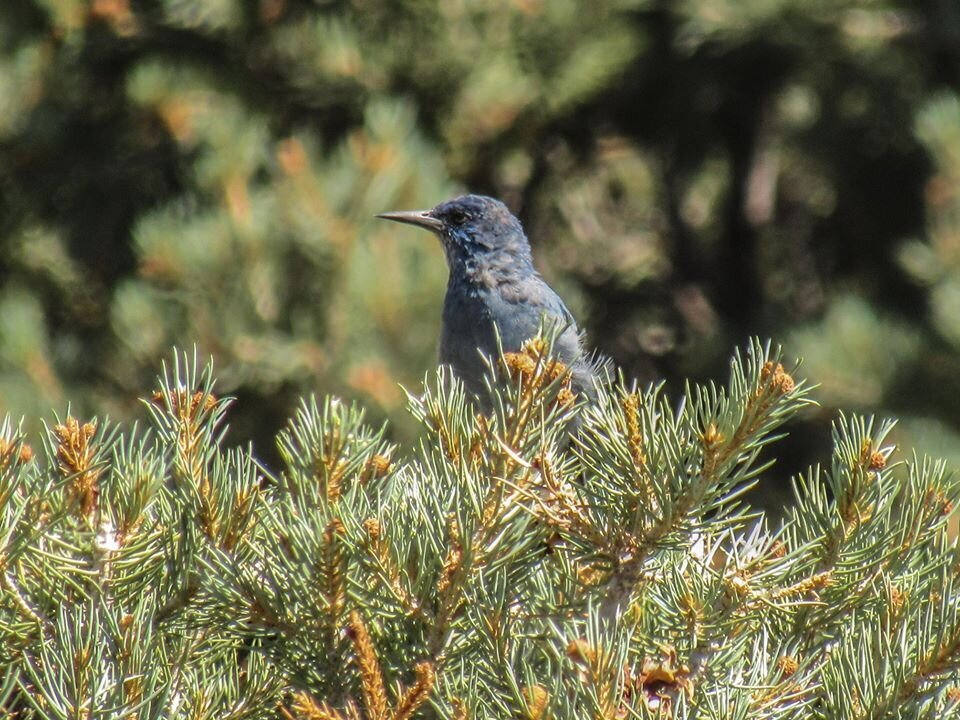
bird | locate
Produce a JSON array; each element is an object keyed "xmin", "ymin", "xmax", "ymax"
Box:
[{"xmin": 376, "ymin": 194, "xmax": 598, "ymax": 406}]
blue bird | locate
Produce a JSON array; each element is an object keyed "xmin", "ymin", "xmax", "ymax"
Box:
[{"xmin": 376, "ymin": 194, "xmax": 597, "ymax": 404}]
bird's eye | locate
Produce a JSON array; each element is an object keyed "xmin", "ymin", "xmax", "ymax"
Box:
[{"xmin": 447, "ymin": 209, "xmax": 468, "ymax": 225}]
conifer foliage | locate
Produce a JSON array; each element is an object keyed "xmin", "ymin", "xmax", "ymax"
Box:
[
  {"xmin": 5, "ymin": 0, "xmax": 960, "ymax": 468},
  {"xmin": 1, "ymin": 340, "xmax": 958, "ymax": 718}
]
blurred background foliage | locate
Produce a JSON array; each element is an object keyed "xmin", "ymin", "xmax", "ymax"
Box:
[{"xmin": 1, "ymin": 0, "xmax": 960, "ymax": 500}]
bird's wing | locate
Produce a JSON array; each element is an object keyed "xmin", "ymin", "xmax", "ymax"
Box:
[
  {"xmin": 501, "ymin": 275, "xmax": 611, "ymax": 403},
  {"xmin": 491, "ymin": 274, "xmax": 583, "ymax": 358},
  {"xmin": 499, "ymin": 274, "xmax": 576, "ymax": 326}
]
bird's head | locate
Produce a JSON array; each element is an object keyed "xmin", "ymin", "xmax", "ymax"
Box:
[{"xmin": 377, "ymin": 194, "xmax": 533, "ymax": 270}]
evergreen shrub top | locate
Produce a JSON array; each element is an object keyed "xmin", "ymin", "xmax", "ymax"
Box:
[{"xmin": 2, "ymin": 339, "xmax": 958, "ymax": 719}]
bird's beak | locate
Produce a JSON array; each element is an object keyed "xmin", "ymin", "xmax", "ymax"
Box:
[{"xmin": 375, "ymin": 210, "xmax": 444, "ymax": 233}]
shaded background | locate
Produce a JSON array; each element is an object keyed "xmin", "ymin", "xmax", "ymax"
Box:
[{"xmin": 2, "ymin": 0, "xmax": 960, "ymax": 504}]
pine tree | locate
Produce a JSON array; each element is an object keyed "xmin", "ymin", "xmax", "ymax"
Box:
[
  {"xmin": 2, "ymin": 339, "xmax": 958, "ymax": 718},
  {"xmin": 4, "ymin": 0, "xmax": 960, "ymax": 475}
]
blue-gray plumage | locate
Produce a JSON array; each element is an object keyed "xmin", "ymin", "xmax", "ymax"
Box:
[{"xmin": 376, "ymin": 194, "xmax": 597, "ymax": 403}]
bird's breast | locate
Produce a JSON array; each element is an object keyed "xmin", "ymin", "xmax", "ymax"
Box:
[{"xmin": 439, "ymin": 283, "xmax": 498, "ymax": 391}]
